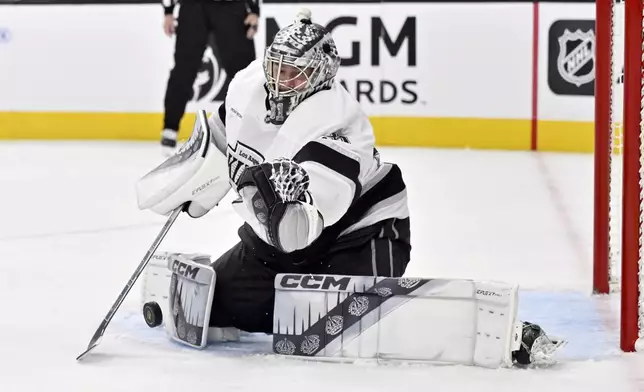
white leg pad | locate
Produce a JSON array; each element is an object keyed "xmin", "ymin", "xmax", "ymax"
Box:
[
  {"xmin": 166, "ymin": 253, "xmax": 216, "ymax": 348},
  {"xmin": 272, "ymin": 274, "xmax": 521, "ymax": 368},
  {"xmin": 141, "ymin": 251, "xmax": 176, "ymax": 322},
  {"xmin": 140, "ymin": 251, "xmax": 240, "ymax": 346}
]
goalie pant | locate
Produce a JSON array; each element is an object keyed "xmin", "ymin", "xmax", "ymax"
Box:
[{"xmin": 209, "ymin": 216, "xmax": 411, "ymax": 333}]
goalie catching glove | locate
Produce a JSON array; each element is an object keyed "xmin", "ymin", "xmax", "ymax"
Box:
[{"xmin": 237, "ymin": 158, "xmax": 324, "ymax": 253}]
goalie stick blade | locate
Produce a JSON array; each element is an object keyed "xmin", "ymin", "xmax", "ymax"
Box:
[
  {"xmin": 76, "ymin": 205, "xmax": 183, "ymax": 361},
  {"xmin": 76, "ymin": 340, "xmax": 101, "ymax": 361},
  {"xmin": 76, "ymin": 324, "xmax": 106, "ymax": 361}
]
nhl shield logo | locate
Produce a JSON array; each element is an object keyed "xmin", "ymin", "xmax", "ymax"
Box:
[{"xmin": 556, "ymin": 29, "xmax": 595, "ymax": 87}]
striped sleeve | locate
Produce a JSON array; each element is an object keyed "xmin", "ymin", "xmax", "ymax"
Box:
[{"xmin": 293, "ymin": 138, "xmax": 362, "ymax": 227}]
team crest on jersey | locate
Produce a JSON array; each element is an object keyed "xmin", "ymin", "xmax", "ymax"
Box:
[{"xmin": 227, "ymin": 141, "xmax": 264, "ymax": 187}]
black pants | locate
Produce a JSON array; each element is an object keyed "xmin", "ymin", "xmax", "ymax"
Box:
[
  {"xmin": 209, "ymin": 218, "xmax": 411, "ymax": 334},
  {"xmin": 163, "ymin": 1, "xmax": 256, "ymax": 131}
]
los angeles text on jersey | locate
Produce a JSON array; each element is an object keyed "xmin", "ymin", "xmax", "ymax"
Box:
[{"xmin": 265, "ymin": 15, "xmax": 418, "ymax": 106}]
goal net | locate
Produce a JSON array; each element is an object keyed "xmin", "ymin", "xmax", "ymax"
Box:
[{"xmin": 593, "ymin": 0, "xmax": 644, "ymax": 352}]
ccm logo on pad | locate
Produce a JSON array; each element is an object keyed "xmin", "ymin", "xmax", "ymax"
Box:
[
  {"xmin": 172, "ymin": 260, "xmax": 199, "ymax": 279},
  {"xmin": 279, "ymin": 274, "xmax": 351, "ymax": 291}
]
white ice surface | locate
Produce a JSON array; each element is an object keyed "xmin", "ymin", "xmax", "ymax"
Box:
[{"xmin": 1, "ymin": 141, "xmax": 643, "ymax": 391}]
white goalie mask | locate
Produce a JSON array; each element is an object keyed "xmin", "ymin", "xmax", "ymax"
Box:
[{"xmin": 263, "ymin": 9, "xmax": 341, "ymax": 124}]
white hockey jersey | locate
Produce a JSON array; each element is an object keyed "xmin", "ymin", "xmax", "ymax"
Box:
[{"xmin": 208, "ymin": 59, "xmax": 409, "ymax": 254}]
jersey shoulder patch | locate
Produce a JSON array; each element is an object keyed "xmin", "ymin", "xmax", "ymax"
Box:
[{"xmin": 321, "ymin": 131, "xmax": 350, "ymax": 144}]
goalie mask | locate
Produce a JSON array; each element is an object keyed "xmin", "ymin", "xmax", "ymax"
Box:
[{"xmin": 263, "ymin": 10, "xmax": 341, "ymax": 125}]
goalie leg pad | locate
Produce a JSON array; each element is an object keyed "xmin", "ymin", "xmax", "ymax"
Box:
[
  {"xmin": 141, "ymin": 251, "xmax": 241, "ymax": 346},
  {"xmin": 167, "ymin": 253, "xmax": 216, "ymax": 349},
  {"xmin": 272, "ymin": 274, "xmax": 521, "ymax": 368}
]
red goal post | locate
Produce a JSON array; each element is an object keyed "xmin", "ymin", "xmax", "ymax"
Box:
[{"xmin": 593, "ymin": 0, "xmax": 644, "ymax": 352}]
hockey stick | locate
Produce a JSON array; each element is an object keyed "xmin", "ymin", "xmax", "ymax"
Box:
[{"xmin": 76, "ymin": 204, "xmax": 184, "ymax": 361}]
